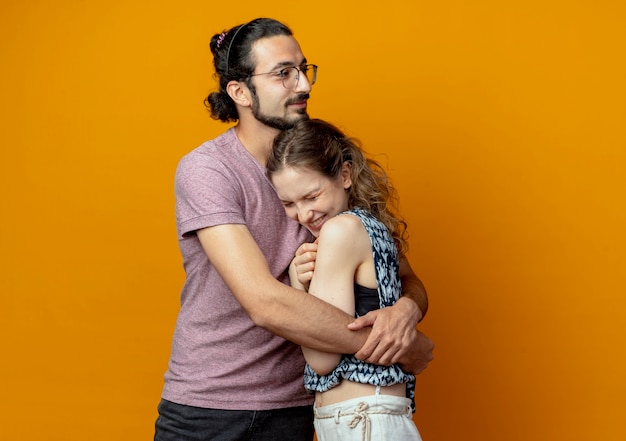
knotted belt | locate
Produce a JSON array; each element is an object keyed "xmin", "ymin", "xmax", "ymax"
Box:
[{"xmin": 316, "ymin": 401, "xmax": 409, "ymax": 441}]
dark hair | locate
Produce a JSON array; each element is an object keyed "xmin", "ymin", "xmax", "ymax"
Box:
[
  {"xmin": 205, "ymin": 18, "xmax": 293, "ymax": 123},
  {"xmin": 267, "ymin": 119, "xmax": 409, "ymax": 256}
]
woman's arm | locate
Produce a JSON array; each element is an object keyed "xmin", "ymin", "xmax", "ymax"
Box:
[
  {"xmin": 293, "ymin": 247, "xmax": 428, "ymax": 320},
  {"xmin": 293, "ymin": 238, "xmax": 434, "ymax": 374},
  {"xmin": 301, "ymin": 215, "xmax": 372, "ymax": 375}
]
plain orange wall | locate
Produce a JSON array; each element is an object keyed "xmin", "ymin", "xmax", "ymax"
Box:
[{"xmin": 1, "ymin": 1, "xmax": 625, "ymax": 440}]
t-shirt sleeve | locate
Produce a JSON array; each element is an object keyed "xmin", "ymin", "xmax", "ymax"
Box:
[{"xmin": 175, "ymin": 150, "xmax": 245, "ymax": 237}]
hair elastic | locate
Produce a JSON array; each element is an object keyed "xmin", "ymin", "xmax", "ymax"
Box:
[{"xmin": 216, "ymin": 32, "xmax": 227, "ymax": 48}]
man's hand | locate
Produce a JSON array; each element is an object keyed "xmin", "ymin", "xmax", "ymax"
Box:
[
  {"xmin": 292, "ymin": 240, "xmax": 318, "ymax": 289},
  {"xmin": 397, "ymin": 329, "xmax": 434, "ymax": 375},
  {"xmin": 348, "ymin": 297, "xmax": 434, "ymax": 375}
]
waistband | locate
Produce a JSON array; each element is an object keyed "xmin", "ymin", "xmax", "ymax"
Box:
[
  {"xmin": 314, "ymin": 394, "xmax": 412, "ymax": 418},
  {"xmin": 314, "ymin": 395, "xmax": 413, "ymax": 441}
]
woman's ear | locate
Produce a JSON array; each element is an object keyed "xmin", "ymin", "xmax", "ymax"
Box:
[{"xmin": 341, "ymin": 161, "xmax": 353, "ymax": 189}]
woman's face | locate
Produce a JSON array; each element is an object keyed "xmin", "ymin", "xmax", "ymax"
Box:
[{"xmin": 271, "ymin": 164, "xmax": 352, "ymax": 237}]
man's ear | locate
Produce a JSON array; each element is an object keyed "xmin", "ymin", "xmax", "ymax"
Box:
[{"xmin": 226, "ymin": 80, "xmax": 251, "ymax": 107}]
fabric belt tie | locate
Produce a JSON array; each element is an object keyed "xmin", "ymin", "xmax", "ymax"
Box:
[
  {"xmin": 317, "ymin": 401, "xmax": 409, "ymax": 441},
  {"xmin": 348, "ymin": 401, "xmax": 372, "ymax": 441}
]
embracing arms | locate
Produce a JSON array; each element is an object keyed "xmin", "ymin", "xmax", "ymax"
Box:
[
  {"xmin": 292, "ymin": 241, "xmax": 434, "ymax": 373},
  {"xmin": 197, "ymin": 223, "xmax": 433, "ymax": 375},
  {"xmin": 196, "ymin": 223, "xmax": 369, "ymax": 353}
]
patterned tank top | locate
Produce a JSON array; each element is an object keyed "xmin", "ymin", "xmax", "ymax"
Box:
[{"xmin": 303, "ymin": 208, "xmax": 416, "ymax": 409}]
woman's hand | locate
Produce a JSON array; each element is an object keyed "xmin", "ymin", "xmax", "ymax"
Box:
[{"xmin": 292, "ymin": 240, "xmax": 318, "ymax": 290}]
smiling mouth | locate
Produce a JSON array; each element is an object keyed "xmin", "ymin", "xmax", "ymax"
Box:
[{"xmin": 308, "ymin": 215, "xmax": 325, "ymax": 229}]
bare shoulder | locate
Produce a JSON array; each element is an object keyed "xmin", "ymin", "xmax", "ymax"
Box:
[
  {"xmin": 319, "ymin": 212, "xmax": 366, "ymax": 240},
  {"xmin": 318, "ymin": 213, "xmax": 370, "ymax": 256}
]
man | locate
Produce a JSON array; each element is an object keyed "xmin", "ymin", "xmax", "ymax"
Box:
[{"xmin": 154, "ymin": 18, "xmax": 433, "ymax": 441}]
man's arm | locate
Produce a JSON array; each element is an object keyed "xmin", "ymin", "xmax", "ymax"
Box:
[
  {"xmin": 196, "ymin": 223, "xmax": 370, "ymax": 353},
  {"xmin": 398, "ymin": 257, "xmax": 428, "ymax": 320}
]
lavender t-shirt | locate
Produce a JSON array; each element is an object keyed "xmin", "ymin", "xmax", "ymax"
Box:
[{"xmin": 161, "ymin": 128, "xmax": 313, "ymax": 410}]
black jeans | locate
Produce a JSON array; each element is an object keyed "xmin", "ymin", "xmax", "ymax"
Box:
[{"xmin": 154, "ymin": 399, "xmax": 314, "ymax": 441}]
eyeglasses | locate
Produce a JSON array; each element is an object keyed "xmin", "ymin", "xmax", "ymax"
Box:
[{"xmin": 248, "ymin": 64, "xmax": 318, "ymax": 89}]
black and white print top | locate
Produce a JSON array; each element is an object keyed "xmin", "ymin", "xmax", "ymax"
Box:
[{"xmin": 303, "ymin": 208, "xmax": 416, "ymax": 410}]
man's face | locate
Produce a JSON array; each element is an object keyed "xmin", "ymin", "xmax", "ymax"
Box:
[{"xmin": 247, "ymin": 35, "xmax": 312, "ymax": 130}]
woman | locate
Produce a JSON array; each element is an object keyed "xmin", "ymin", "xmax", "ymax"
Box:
[{"xmin": 267, "ymin": 119, "xmax": 422, "ymax": 441}]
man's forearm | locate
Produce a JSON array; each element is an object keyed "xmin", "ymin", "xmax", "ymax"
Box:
[
  {"xmin": 399, "ymin": 257, "xmax": 428, "ymax": 321},
  {"xmin": 253, "ymin": 280, "xmax": 370, "ymax": 354}
]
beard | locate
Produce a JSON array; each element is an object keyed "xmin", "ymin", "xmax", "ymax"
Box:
[{"xmin": 250, "ymin": 92, "xmax": 310, "ymax": 130}]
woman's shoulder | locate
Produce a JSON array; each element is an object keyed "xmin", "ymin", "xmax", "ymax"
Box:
[
  {"xmin": 317, "ymin": 212, "xmax": 371, "ymax": 257},
  {"xmin": 321, "ymin": 211, "xmax": 365, "ymax": 236}
]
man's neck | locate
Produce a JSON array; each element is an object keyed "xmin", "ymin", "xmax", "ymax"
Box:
[{"xmin": 234, "ymin": 119, "xmax": 280, "ymax": 167}]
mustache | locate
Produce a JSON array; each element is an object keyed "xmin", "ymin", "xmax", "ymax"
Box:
[{"xmin": 285, "ymin": 93, "xmax": 310, "ymax": 106}]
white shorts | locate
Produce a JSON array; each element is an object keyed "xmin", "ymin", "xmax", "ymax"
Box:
[{"xmin": 313, "ymin": 393, "xmax": 422, "ymax": 441}]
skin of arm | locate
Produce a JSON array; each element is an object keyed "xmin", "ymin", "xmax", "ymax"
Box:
[
  {"xmin": 350, "ymin": 257, "xmax": 428, "ymax": 363},
  {"xmin": 293, "ymin": 245, "xmax": 428, "ymax": 320},
  {"xmin": 297, "ymin": 214, "xmax": 371, "ymax": 375},
  {"xmin": 196, "ymin": 223, "xmax": 371, "ymax": 354},
  {"xmin": 399, "ymin": 257, "xmax": 428, "ymax": 320},
  {"xmin": 293, "ymin": 241, "xmax": 435, "ymax": 373}
]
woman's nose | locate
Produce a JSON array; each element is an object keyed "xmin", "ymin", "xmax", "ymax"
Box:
[{"xmin": 296, "ymin": 205, "xmax": 313, "ymax": 223}]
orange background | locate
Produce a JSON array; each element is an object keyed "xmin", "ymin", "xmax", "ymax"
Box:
[{"xmin": 1, "ymin": 1, "xmax": 625, "ymax": 440}]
